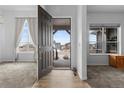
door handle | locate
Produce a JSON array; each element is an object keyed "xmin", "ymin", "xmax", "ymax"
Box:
[{"xmin": 38, "ymin": 46, "xmax": 41, "ymax": 49}]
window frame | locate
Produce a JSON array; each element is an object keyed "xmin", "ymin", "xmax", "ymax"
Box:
[{"xmin": 88, "ymin": 24, "xmax": 120, "ymax": 55}]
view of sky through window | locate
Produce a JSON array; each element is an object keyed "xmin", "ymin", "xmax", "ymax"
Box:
[
  {"xmin": 89, "ymin": 31, "xmax": 96, "ymax": 44},
  {"xmin": 18, "ymin": 19, "xmax": 32, "ymax": 46},
  {"xmin": 54, "ymin": 30, "xmax": 70, "ymax": 45}
]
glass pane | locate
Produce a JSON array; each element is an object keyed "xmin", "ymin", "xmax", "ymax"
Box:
[
  {"xmin": 89, "ymin": 28, "xmax": 102, "ymax": 53},
  {"xmin": 89, "ymin": 42, "xmax": 103, "ymax": 53},
  {"xmin": 105, "ymin": 28, "xmax": 117, "ymax": 41},
  {"xmin": 105, "ymin": 28, "xmax": 118, "ymax": 53},
  {"xmin": 106, "ymin": 42, "xmax": 118, "ymax": 53}
]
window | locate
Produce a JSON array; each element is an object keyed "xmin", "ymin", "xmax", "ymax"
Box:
[
  {"xmin": 16, "ymin": 19, "xmax": 34, "ymax": 52},
  {"xmin": 89, "ymin": 24, "xmax": 119, "ymax": 54}
]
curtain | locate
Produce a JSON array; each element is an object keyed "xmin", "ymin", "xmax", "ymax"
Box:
[
  {"xmin": 15, "ymin": 18, "xmax": 25, "ymax": 61},
  {"xmin": 27, "ymin": 18, "xmax": 38, "ymax": 61},
  {"xmin": 27, "ymin": 18, "xmax": 37, "ymax": 46},
  {"xmin": 15, "ymin": 18, "xmax": 37, "ymax": 61},
  {"xmin": 15, "ymin": 18, "xmax": 25, "ymax": 47}
]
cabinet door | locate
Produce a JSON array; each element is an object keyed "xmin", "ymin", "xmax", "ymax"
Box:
[
  {"xmin": 116, "ymin": 56, "xmax": 124, "ymax": 68},
  {"xmin": 109, "ymin": 55, "xmax": 116, "ymax": 67}
]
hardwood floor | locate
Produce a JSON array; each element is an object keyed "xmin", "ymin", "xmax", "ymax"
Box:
[
  {"xmin": 33, "ymin": 66, "xmax": 124, "ymax": 88},
  {"xmin": 87, "ymin": 66, "xmax": 124, "ymax": 88},
  {"xmin": 33, "ymin": 70, "xmax": 90, "ymax": 88}
]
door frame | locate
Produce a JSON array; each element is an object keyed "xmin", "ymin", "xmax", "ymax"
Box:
[{"xmin": 52, "ymin": 17, "xmax": 72, "ymax": 69}]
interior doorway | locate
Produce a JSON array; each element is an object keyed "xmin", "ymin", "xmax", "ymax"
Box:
[{"xmin": 52, "ymin": 18, "xmax": 71, "ymax": 69}]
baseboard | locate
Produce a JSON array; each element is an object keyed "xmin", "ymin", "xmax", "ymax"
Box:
[
  {"xmin": 0, "ymin": 61, "xmax": 15, "ymax": 64},
  {"xmin": 16, "ymin": 60, "xmax": 35, "ymax": 62},
  {"xmin": 87, "ymin": 64, "xmax": 109, "ymax": 66},
  {"xmin": 0, "ymin": 60, "xmax": 36, "ymax": 65},
  {"xmin": 77, "ymin": 71, "xmax": 87, "ymax": 80},
  {"xmin": 16, "ymin": 61, "xmax": 37, "ymax": 63},
  {"xmin": 0, "ymin": 59, "xmax": 15, "ymax": 62}
]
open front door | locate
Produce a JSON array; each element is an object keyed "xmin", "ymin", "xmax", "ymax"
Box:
[{"xmin": 38, "ymin": 6, "xmax": 53, "ymax": 79}]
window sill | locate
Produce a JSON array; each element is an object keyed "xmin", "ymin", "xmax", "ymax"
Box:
[{"xmin": 89, "ymin": 53, "xmax": 119, "ymax": 56}]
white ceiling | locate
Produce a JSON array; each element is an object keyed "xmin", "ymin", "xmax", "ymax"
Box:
[
  {"xmin": 0, "ymin": 5, "xmax": 36, "ymax": 11},
  {"xmin": 87, "ymin": 5, "xmax": 124, "ymax": 13}
]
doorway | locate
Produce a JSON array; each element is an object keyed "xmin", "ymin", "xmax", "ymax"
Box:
[
  {"xmin": 38, "ymin": 6, "xmax": 72, "ymax": 79},
  {"xmin": 52, "ymin": 18, "xmax": 71, "ymax": 69}
]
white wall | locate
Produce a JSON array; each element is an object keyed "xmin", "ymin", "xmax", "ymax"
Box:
[
  {"xmin": 0, "ymin": 23, "xmax": 4, "ymax": 62},
  {"xmin": 0, "ymin": 8, "xmax": 37, "ymax": 62},
  {"xmin": 77, "ymin": 5, "xmax": 87, "ymax": 80},
  {"xmin": 87, "ymin": 55, "xmax": 109, "ymax": 65},
  {"xmin": 0, "ymin": 24, "xmax": 1, "ymax": 61},
  {"xmin": 0, "ymin": 10, "xmax": 4, "ymax": 62},
  {"xmin": 17, "ymin": 52, "xmax": 35, "ymax": 61},
  {"xmin": 0, "ymin": 10, "xmax": 5, "ymax": 62},
  {"xmin": 44, "ymin": 5, "xmax": 77, "ymax": 68},
  {"xmin": 87, "ymin": 12, "xmax": 124, "ymax": 65}
]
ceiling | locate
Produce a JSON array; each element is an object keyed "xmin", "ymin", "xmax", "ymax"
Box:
[
  {"xmin": 87, "ymin": 5, "xmax": 124, "ymax": 13},
  {"xmin": 0, "ymin": 5, "xmax": 36, "ymax": 11},
  {"xmin": 52, "ymin": 18, "xmax": 71, "ymax": 31},
  {"xmin": 52, "ymin": 18, "xmax": 71, "ymax": 26}
]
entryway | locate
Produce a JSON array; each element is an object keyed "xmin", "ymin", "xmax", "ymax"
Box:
[
  {"xmin": 33, "ymin": 70, "xmax": 90, "ymax": 88},
  {"xmin": 52, "ymin": 18, "xmax": 71, "ymax": 69},
  {"xmin": 38, "ymin": 6, "xmax": 72, "ymax": 82}
]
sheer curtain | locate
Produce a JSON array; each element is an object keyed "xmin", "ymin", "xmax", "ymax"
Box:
[
  {"xmin": 15, "ymin": 18, "xmax": 25, "ymax": 60},
  {"xmin": 15, "ymin": 18, "xmax": 37, "ymax": 61},
  {"xmin": 27, "ymin": 18, "xmax": 37, "ymax": 61},
  {"xmin": 15, "ymin": 18, "xmax": 25, "ymax": 47},
  {"xmin": 27, "ymin": 18, "xmax": 37, "ymax": 46}
]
